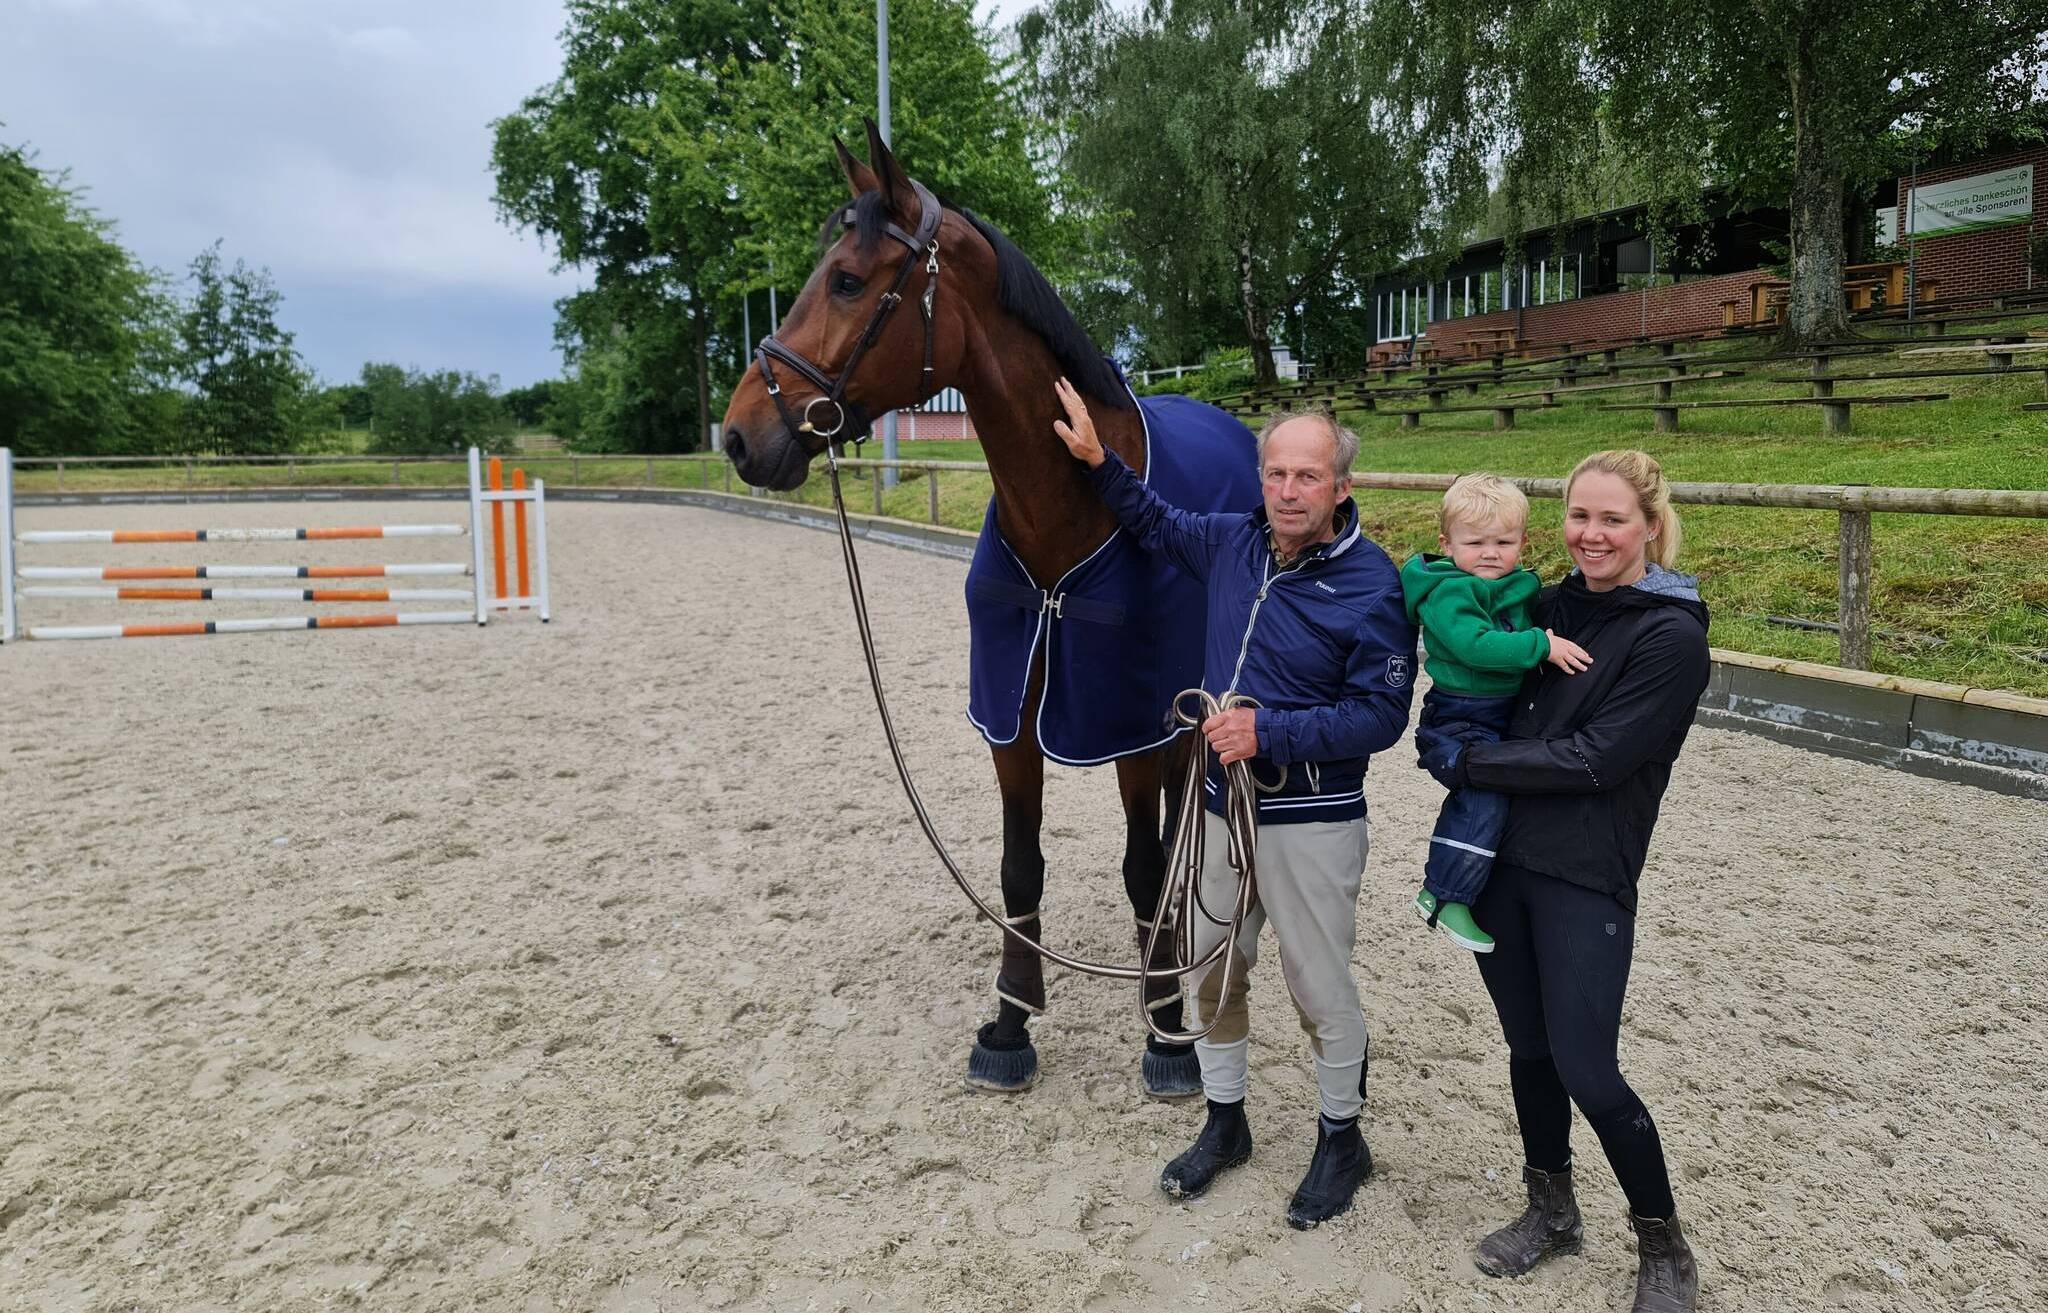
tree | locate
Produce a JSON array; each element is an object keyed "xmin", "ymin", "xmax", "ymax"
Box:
[
  {"xmin": 359, "ymin": 362, "xmax": 513, "ymax": 455},
  {"xmin": 492, "ymin": 0, "xmax": 761, "ymax": 452},
  {"xmin": 501, "ymin": 380, "xmax": 557, "ymax": 429},
  {"xmin": 493, "ymin": 0, "xmax": 1066, "ymax": 449},
  {"xmin": 176, "ymin": 243, "xmax": 320, "ymax": 453},
  {"xmin": 1376, "ymin": 0, "xmax": 2048, "ymax": 346},
  {"xmin": 1021, "ymin": 0, "xmax": 1430, "ymax": 384},
  {"xmin": 0, "ymin": 144, "xmax": 182, "ymax": 457}
]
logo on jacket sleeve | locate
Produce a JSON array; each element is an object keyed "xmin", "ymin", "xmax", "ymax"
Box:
[{"xmin": 1386, "ymin": 655, "xmax": 1410, "ymax": 687}]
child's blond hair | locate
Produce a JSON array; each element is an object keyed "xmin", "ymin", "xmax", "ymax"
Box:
[{"xmin": 1439, "ymin": 474, "xmax": 1530, "ymax": 535}]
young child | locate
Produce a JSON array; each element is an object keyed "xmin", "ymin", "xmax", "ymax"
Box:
[{"xmin": 1400, "ymin": 475, "xmax": 1591, "ymax": 952}]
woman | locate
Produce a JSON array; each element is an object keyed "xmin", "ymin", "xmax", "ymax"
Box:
[{"xmin": 1424, "ymin": 450, "xmax": 1709, "ymax": 1313}]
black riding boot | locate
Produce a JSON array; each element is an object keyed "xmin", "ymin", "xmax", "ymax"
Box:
[
  {"xmin": 1474, "ymin": 1164, "xmax": 1584, "ymax": 1277},
  {"xmin": 1285, "ymin": 1117, "xmax": 1372, "ymax": 1229},
  {"xmin": 1159, "ymin": 1099, "xmax": 1252, "ymax": 1200},
  {"xmin": 1627, "ymin": 1212, "xmax": 1699, "ymax": 1312}
]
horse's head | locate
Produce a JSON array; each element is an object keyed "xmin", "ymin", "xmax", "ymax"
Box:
[{"xmin": 723, "ymin": 122, "xmax": 977, "ymax": 491}]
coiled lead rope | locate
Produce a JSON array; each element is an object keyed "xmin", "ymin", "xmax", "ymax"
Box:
[{"xmin": 814, "ymin": 439, "xmax": 1273, "ymax": 1042}]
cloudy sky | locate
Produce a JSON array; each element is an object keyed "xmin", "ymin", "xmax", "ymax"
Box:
[{"xmin": 5, "ymin": 0, "xmax": 1037, "ymax": 389}]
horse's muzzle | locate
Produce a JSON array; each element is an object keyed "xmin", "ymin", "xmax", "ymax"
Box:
[{"xmin": 723, "ymin": 425, "xmax": 810, "ymax": 491}]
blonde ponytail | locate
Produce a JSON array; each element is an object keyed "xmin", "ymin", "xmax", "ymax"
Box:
[{"xmin": 1566, "ymin": 449, "xmax": 1682, "ymax": 568}]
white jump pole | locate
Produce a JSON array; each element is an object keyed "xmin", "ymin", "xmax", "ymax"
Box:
[
  {"xmin": 1, "ymin": 447, "xmax": 16, "ymax": 643},
  {"xmin": 532, "ymin": 479, "xmax": 551, "ymax": 623},
  {"xmin": 467, "ymin": 446, "xmax": 489, "ymax": 626}
]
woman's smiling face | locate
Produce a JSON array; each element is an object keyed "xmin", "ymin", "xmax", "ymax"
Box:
[{"xmin": 1564, "ymin": 470, "xmax": 1653, "ymax": 591}]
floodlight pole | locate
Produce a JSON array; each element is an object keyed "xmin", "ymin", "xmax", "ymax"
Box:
[{"xmin": 877, "ymin": 0, "xmax": 901, "ymax": 491}]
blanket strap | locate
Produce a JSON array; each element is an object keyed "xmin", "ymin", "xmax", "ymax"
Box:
[{"xmin": 968, "ymin": 575, "xmax": 1126, "ymax": 626}]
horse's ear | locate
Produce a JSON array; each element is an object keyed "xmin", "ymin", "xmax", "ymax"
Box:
[
  {"xmin": 863, "ymin": 116, "xmax": 917, "ymax": 213},
  {"xmin": 835, "ymin": 135, "xmax": 879, "ymax": 199}
]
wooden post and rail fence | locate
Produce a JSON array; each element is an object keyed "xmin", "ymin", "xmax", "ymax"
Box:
[{"xmin": 10, "ymin": 452, "xmax": 2046, "ymax": 673}]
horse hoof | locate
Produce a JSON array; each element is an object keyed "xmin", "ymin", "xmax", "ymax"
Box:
[
  {"xmin": 1142, "ymin": 1042, "xmax": 1202, "ymax": 1100},
  {"xmin": 965, "ymin": 1040, "xmax": 1039, "ymax": 1093}
]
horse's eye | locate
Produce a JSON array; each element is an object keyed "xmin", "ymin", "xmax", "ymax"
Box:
[{"xmin": 832, "ymin": 271, "xmax": 864, "ymax": 297}]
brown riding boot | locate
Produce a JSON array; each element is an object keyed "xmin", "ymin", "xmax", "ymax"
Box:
[
  {"xmin": 1627, "ymin": 1212, "xmax": 1699, "ymax": 1312},
  {"xmin": 1473, "ymin": 1164, "xmax": 1583, "ymax": 1277}
]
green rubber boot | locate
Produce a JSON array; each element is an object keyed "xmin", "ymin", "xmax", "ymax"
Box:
[{"xmin": 1433, "ymin": 900, "xmax": 1495, "ymax": 954}]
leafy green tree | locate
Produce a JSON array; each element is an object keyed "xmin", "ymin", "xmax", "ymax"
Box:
[
  {"xmin": 0, "ymin": 144, "xmax": 183, "ymax": 456},
  {"xmin": 493, "ymin": 0, "xmax": 1066, "ymax": 448},
  {"xmin": 359, "ymin": 361, "xmax": 513, "ymax": 455},
  {"xmin": 501, "ymin": 380, "xmax": 557, "ymax": 429},
  {"xmin": 492, "ymin": 0, "xmax": 760, "ymax": 451},
  {"xmin": 1376, "ymin": 0, "xmax": 2048, "ymax": 345},
  {"xmin": 1021, "ymin": 0, "xmax": 1430, "ymax": 384},
  {"xmin": 176, "ymin": 243, "xmax": 320, "ymax": 453}
]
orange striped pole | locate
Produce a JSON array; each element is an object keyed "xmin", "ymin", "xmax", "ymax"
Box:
[
  {"xmin": 488, "ymin": 457, "xmax": 508, "ymax": 600},
  {"xmin": 513, "ymin": 468, "xmax": 532, "ymax": 603}
]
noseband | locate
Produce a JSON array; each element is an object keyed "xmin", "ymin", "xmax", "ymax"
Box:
[{"xmin": 754, "ymin": 179, "xmax": 943, "ymax": 447}]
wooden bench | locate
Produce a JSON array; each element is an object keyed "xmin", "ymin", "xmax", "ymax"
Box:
[
  {"xmin": 1898, "ymin": 342, "xmax": 2048, "ymax": 370},
  {"xmin": 1503, "ymin": 369, "xmax": 1745, "ymax": 404},
  {"xmin": 1595, "ymin": 392, "xmax": 1949, "ymax": 434},
  {"xmin": 1766, "ymin": 365, "xmax": 2048, "ymax": 399},
  {"xmin": 1391, "ymin": 401, "xmax": 1559, "ymax": 430}
]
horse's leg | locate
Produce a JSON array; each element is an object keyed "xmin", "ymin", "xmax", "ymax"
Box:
[
  {"xmin": 1120, "ymin": 737, "xmax": 1202, "ymax": 1099},
  {"xmin": 964, "ymin": 737, "xmax": 1047, "ymax": 1092}
]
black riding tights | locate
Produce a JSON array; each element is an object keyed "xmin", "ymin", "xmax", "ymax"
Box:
[{"xmin": 1473, "ymin": 862, "xmax": 1676, "ymax": 1220}]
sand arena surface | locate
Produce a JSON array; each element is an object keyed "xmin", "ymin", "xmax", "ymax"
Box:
[{"xmin": 1, "ymin": 498, "xmax": 2043, "ymax": 1313}]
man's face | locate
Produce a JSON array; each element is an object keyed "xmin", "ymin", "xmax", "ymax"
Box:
[{"xmin": 1261, "ymin": 419, "xmax": 1350, "ymax": 550}]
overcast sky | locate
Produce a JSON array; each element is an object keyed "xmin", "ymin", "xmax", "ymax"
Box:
[{"xmin": 5, "ymin": 0, "xmax": 1038, "ymax": 390}]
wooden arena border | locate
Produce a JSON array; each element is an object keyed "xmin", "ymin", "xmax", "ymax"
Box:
[{"xmin": 1, "ymin": 446, "xmax": 550, "ymax": 642}]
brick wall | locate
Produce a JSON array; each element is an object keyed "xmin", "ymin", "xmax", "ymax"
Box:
[
  {"xmin": 1376, "ymin": 267, "xmax": 1766, "ymax": 361},
  {"xmin": 1892, "ymin": 146, "xmax": 2048, "ymax": 303},
  {"xmin": 892, "ymin": 410, "xmax": 975, "ymax": 442}
]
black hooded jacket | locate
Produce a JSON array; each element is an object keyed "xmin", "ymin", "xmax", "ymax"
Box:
[{"xmin": 1457, "ymin": 569, "xmax": 1711, "ymax": 911}]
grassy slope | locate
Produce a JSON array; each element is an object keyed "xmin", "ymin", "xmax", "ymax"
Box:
[{"xmin": 11, "ymin": 337, "xmax": 2046, "ymax": 693}]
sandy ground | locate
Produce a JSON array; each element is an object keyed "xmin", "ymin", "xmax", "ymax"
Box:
[{"xmin": 1, "ymin": 498, "xmax": 2043, "ymax": 1313}]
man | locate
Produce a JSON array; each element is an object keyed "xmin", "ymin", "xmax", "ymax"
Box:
[{"xmin": 1051, "ymin": 378, "xmax": 1417, "ymax": 1228}]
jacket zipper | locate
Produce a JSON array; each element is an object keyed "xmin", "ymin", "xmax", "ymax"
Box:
[{"xmin": 1224, "ymin": 554, "xmax": 1278, "ymax": 694}]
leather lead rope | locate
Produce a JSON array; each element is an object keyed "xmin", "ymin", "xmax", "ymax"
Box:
[{"xmin": 817, "ymin": 439, "xmax": 1270, "ymax": 1044}]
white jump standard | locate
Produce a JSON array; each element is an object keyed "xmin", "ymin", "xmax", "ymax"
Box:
[{"xmin": 1, "ymin": 445, "xmax": 552, "ymax": 643}]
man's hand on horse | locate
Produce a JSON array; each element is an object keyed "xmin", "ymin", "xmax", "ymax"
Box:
[
  {"xmin": 1052, "ymin": 377, "xmax": 1106, "ymax": 468},
  {"xmin": 1202, "ymin": 707, "xmax": 1259, "ymax": 765}
]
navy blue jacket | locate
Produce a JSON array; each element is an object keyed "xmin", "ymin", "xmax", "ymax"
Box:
[{"xmin": 1087, "ymin": 451, "xmax": 1418, "ymax": 824}]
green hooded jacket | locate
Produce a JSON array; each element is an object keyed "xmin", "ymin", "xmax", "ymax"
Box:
[{"xmin": 1399, "ymin": 554, "xmax": 1549, "ymax": 696}]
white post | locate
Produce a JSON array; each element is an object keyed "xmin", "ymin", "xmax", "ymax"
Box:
[
  {"xmin": 467, "ymin": 446, "xmax": 489, "ymax": 626},
  {"xmin": 1539, "ymin": 261, "xmax": 1547, "ymax": 305},
  {"xmin": 876, "ymin": 0, "xmax": 899, "ymax": 490},
  {"xmin": 532, "ymin": 480, "xmax": 552, "ymax": 623},
  {"xmin": 1463, "ymin": 274, "xmax": 1471, "ymax": 316},
  {"xmin": 1, "ymin": 447, "xmax": 15, "ymax": 643}
]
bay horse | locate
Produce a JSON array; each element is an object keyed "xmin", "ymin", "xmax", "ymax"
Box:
[{"xmin": 721, "ymin": 122, "xmax": 1259, "ymax": 1097}]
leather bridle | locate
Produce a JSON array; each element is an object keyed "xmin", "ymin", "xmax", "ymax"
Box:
[{"xmin": 754, "ymin": 178, "xmax": 943, "ymax": 448}]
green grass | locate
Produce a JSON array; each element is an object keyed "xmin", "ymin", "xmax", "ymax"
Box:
[{"xmin": 11, "ymin": 334, "xmax": 2046, "ymax": 693}]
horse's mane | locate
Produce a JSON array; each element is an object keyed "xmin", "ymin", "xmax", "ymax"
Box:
[{"xmin": 819, "ymin": 189, "xmax": 1132, "ymax": 411}]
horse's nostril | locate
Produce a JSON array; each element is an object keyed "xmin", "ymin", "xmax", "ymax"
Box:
[{"xmin": 724, "ymin": 429, "xmax": 748, "ymax": 466}]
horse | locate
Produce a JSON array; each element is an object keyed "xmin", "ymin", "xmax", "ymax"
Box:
[{"xmin": 721, "ymin": 121, "xmax": 1260, "ymax": 1098}]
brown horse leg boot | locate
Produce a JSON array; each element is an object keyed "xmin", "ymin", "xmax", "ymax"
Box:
[
  {"xmin": 1137, "ymin": 918, "xmax": 1199, "ymax": 1099},
  {"xmin": 1473, "ymin": 1164, "xmax": 1583, "ymax": 1277},
  {"xmin": 966, "ymin": 913, "xmax": 1043, "ymax": 1092},
  {"xmin": 1627, "ymin": 1212, "xmax": 1698, "ymax": 1312}
]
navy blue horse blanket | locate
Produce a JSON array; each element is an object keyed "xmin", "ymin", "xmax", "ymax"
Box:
[{"xmin": 965, "ymin": 393, "xmax": 1260, "ymax": 765}]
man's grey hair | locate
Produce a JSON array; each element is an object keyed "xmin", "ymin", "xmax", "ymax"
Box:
[{"xmin": 1255, "ymin": 408, "xmax": 1358, "ymax": 479}]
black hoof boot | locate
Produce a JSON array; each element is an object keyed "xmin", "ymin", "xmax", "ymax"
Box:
[
  {"xmin": 1159, "ymin": 1099, "xmax": 1252, "ymax": 1199},
  {"xmin": 965, "ymin": 1022, "xmax": 1038, "ymax": 1093},
  {"xmin": 1142, "ymin": 1037, "xmax": 1201, "ymax": 1100},
  {"xmin": 1286, "ymin": 1118, "xmax": 1373, "ymax": 1229}
]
